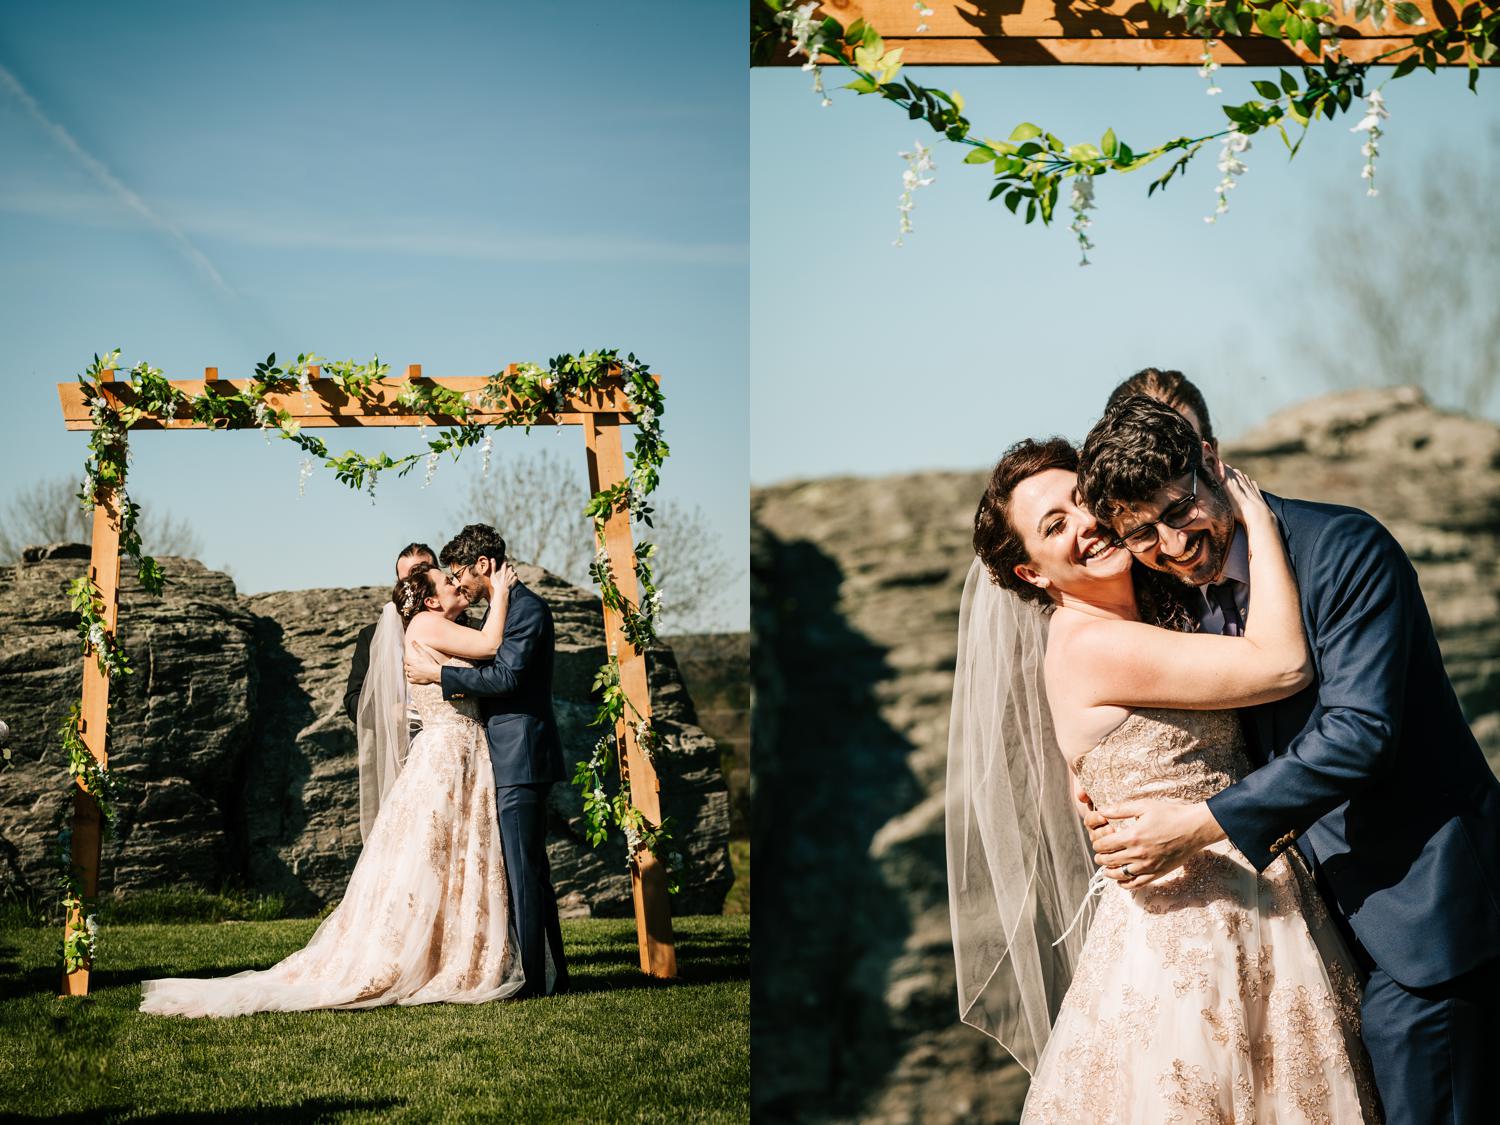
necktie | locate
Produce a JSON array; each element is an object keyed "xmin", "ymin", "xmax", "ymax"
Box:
[{"xmin": 1209, "ymin": 581, "xmax": 1243, "ymax": 637}]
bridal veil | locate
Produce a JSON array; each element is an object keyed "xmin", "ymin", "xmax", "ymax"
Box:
[
  {"xmin": 945, "ymin": 557, "xmax": 1099, "ymax": 1074},
  {"xmin": 356, "ymin": 602, "xmax": 411, "ymax": 842}
]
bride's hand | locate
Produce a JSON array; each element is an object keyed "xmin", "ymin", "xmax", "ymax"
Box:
[
  {"xmin": 495, "ymin": 561, "xmax": 519, "ymax": 594},
  {"xmin": 1221, "ymin": 464, "xmax": 1271, "ymax": 527}
]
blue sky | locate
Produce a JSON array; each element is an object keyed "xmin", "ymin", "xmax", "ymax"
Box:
[
  {"xmin": 0, "ymin": 1, "xmax": 747, "ymax": 628},
  {"xmin": 752, "ymin": 61, "xmax": 1500, "ymax": 483}
]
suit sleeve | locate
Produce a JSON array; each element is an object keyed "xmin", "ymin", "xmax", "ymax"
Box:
[
  {"xmin": 1206, "ymin": 512, "xmax": 1413, "ymax": 871},
  {"xmin": 343, "ymin": 623, "xmax": 376, "ymax": 724},
  {"xmin": 440, "ymin": 596, "xmax": 544, "ymax": 701}
]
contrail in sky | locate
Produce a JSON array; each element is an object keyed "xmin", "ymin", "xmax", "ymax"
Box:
[{"xmin": 0, "ymin": 63, "xmax": 234, "ymax": 296}]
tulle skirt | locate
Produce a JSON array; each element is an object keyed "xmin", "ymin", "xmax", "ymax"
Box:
[
  {"xmin": 1021, "ymin": 841, "xmax": 1382, "ymax": 1123},
  {"xmin": 140, "ymin": 714, "xmax": 522, "ymax": 1017}
]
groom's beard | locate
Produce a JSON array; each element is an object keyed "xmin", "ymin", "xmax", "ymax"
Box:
[{"xmin": 1152, "ymin": 520, "xmax": 1233, "ymax": 588}]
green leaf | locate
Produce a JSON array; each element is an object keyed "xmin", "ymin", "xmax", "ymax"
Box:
[
  {"xmin": 1101, "ymin": 127, "xmax": 1118, "ymax": 156},
  {"xmin": 844, "ymin": 76, "xmax": 878, "ymax": 94},
  {"xmin": 1392, "ymin": 2, "xmax": 1427, "ymax": 26},
  {"xmin": 1009, "ymin": 122, "xmax": 1043, "ymax": 142},
  {"xmin": 964, "ymin": 147, "xmax": 995, "ymax": 164},
  {"xmin": 1279, "ymin": 68, "xmax": 1299, "ymax": 94},
  {"xmin": 1253, "ymin": 79, "xmax": 1282, "ymax": 99}
]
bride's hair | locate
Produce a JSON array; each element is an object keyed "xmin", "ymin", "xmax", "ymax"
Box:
[
  {"xmin": 974, "ymin": 436, "xmax": 1197, "ymax": 632},
  {"xmin": 974, "ymin": 436, "xmax": 1078, "ymax": 606},
  {"xmin": 392, "ymin": 562, "xmax": 439, "ymax": 627}
]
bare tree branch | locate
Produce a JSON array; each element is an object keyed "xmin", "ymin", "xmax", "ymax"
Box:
[
  {"xmin": 1298, "ymin": 132, "xmax": 1500, "ymax": 417},
  {"xmin": 450, "ymin": 449, "xmax": 741, "ymax": 634},
  {"xmin": 0, "ymin": 477, "xmax": 203, "ymax": 562}
]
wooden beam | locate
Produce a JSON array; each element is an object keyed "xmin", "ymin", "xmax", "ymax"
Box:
[
  {"xmin": 759, "ymin": 0, "xmax": 1472, "ymax": 66},
  {"xmin": 583, "ymin": 413, "xmax": 677, "ymax": 981},
  {"xmin": 61, "ymin": 414, "xmax": 123, "ymax": 997},
  {"xmin": 57, "ymin": 372, "xmax": 653, "ymax": 431}
]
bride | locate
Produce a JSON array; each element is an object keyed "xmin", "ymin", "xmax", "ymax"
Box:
[
  {"xmin": 947, "ymin": 437, "xmax": 1381, "ymax": 1121},
  {"xmin": 141, "ymin": 562, "xmax": 525, "ymax": 1016}
]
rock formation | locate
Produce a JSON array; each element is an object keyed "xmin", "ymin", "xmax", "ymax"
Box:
[
  {"xmin": 0, "ymin": 552, "xmax": 733, "ymax": 917},
  {"xmin": 750, "ymin": 388, "xmax": 1500, "ymax": 1122}
]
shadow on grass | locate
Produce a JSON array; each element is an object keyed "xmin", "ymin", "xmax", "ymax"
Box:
[
  {"xmin": 1, "ymin": 1096, "xmax": 403, "ymax": 1123},
  {"xmin": 0, "ymin": 962, "xmax": 287, "ymax": 1002}
]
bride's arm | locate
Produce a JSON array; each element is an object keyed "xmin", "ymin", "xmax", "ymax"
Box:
[
  {"xmin": 407, "ymin": 565, "xmax": 517, "ymax": 660},
  {"xmin": 1065, "ymin": 467, "xmax": 1311, "ymax": 710}
]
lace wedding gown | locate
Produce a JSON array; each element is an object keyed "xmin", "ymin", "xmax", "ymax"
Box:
[
  {"xmin": 1021, "ymin": 708, "xmax": 1382, "ymax": 1123},
  {"xmin": 140, "ymin": 656, "xmax": 523, "ymax": 1017}
]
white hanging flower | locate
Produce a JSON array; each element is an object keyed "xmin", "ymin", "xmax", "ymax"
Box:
[
  {"xmin": 297, "ymin": 456, "xmax": 314, "ymax": 497},
  {"xmin": 777, "ymin": 2, "xmax": 834, "ymax": 106},
  {"xmin": 1198, "ymin": 38, "xmax": 1221, "ymax": 96},
  {"xmin": 894, "ymin": 141, "xmax": 936, "ymax": 247},
  {"xmin": 87, "ymin": 622, "xmax": 107, "ymax": 652},
  {"xmin": 1205, "ymin": 131, "xmax": 1251, "ymax": 223},
  {"xmin": 366, "ymin": 467, "xmax": 379, "ymax": 505},
  {"xmin": 481, "ymin": 432, "xmax": 493, "ymax": 477},
  {"xmin": 423, "ymin": 451, "xmax": 440, "ymax": 488},
  {"xmin": 1350, "ymin": 89, "xmax": 1388, "ymax": 197},
  {"xmin": 1069, "ymin": 173, "xmax": 1097, "ymax": 266},
  {"xmin": 914, "ymin": 0, "xmax": 934, "ymax": 32}
]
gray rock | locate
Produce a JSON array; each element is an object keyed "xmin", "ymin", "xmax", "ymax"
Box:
[
  {"xmin": 751, "ymin": 389, "xmax": 1500, "ymax": 1121},
  {"xmin": 0, "ymin": 557, "xmax": 732, "ymax": 918}
]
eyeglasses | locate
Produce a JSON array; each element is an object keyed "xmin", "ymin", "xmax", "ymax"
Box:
[
  {"xmin": 449, "ymin": 563, "xmax": 472, "ymax": 579},
  {"xmin": 1111, "ymin": 471, "xmax": 1200, "ymax": 553}
]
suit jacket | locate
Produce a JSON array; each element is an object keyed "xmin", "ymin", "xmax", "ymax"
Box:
[
  {"xmin": 343, "ymin": 621, "xmax": 378, "ymax": 724},
  {"xmin": 440, "ymin": 581, "xmax": 565, "ymax": 787},
  {"xmin": 1206, "ymin": 494, "xmax": 1500, "ymax": 988}
]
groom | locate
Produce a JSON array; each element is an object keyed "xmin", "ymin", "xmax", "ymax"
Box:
[
  {"xmin": 405, "ymin": 523, "xmax": 569, "ymax": 999},
  {"xmin": 1078, "ymin": 393, "xmax": 1500, "ymax": 1122}
]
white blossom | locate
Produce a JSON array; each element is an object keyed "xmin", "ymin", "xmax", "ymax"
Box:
[
  {"xmin": 1069, "ymin": 173, "xmax": 1097, "ymax": 266},
  {"xmin": 777, "ymin": 2, "xmax": 834, "ymax": 106},
  {"xmin": 1205, "ymin": 131, "xmax": 1251, "ymax": 223},
  {"xmin": 481, "ymin": 432, "xmax": 493, "ymax": 477},
  {"xmin": 1198, "ymin": 39, "xmax": 1221, "ymax": 96},
  {"xmin": 894, "ymin": 141, "xmax": 936, "ymax": 247},
  {"xmin": 87, "ymin": 622, "xmax": 107, "ymax": 652},
  {"xmin": 298, "ymin": 456, "xmax": 314, "ymax": 497},
  {"xmin": 366, "ymin": 468, "xmax": 379, "ymax": 505},
  {"xmin": 423, "ymin": 451, "xmax": 440, "ymax": 488},
  {"xmin": 1350, "ymin": 89, "xmax": 1388, "ymax": 197}
]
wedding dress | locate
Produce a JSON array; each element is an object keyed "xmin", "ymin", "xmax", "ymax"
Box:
[
  {"xmin": 1019, "ymin": 707, "xmax": 1381, "ymax": 1123},
  {"xmin": 140, "ymin": 652, "xmax": 523, "ymax": 1017}
]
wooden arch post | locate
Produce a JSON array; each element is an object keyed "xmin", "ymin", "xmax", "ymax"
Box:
[
  {"xmin": 61, "ymin": 368, "xmax": 123, "ymax": 997},
  {"xmin": 56, "ymin": 363, "xmax": 675, "ymax": 995}
]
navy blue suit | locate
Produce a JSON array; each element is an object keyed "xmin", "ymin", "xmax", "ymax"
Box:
[
  {"xmin": 1206, "ymin": 494, "xmax": 1500, "ymax": 1122},
  {"xmin": 441, "ymin": 581, "xmax": 567, "ymax": 997}
]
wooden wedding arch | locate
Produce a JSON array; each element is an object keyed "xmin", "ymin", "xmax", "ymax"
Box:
[
  {"xmin": 56, "ymin": 363, "xmax": 675, "ymax": 996},
  {"xmin": 770, "ymin": 0, "xmax": 1451, "ymax": 66}
]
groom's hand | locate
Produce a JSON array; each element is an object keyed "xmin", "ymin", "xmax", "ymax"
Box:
[
  {"xmin": 405, "ymin": 652, "xmax": 441, "ymax": 686},
  {"xmin": 1090, "ymin": 800, "xmax": 1226, "ymax": 889}
]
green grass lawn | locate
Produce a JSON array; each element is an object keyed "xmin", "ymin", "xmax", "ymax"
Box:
[{"xmin": 0, "ymin": 915, "xmax": 748, "ymax": 1122}]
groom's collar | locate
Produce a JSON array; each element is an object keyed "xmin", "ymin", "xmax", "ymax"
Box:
[{"xmin": 1220, "ymin": 523, "xmax": 1250, "ymax": 587}]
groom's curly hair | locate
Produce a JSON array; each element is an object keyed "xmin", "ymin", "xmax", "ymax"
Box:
[
  {"xmin": 440, "ymin": 523, "xmax": 507, "ymax": 571},
  {"xmin": 1078, "ymin": 395, "xmax": 1208, "ymax": 528}
]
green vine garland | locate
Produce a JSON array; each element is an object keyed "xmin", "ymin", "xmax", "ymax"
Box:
[
  {"xmin": 60, "ymin": 348, "xmax": 678, "ymax": 974},
  {"xmin": 756, "ymin": 0, "xmax": 1499, "ymax": 260}
]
